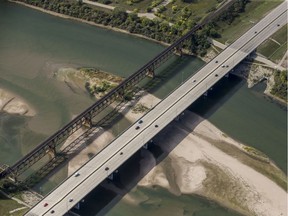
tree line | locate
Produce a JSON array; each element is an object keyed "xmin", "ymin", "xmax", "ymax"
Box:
[{"xmin": 15, "ymin": 0, "xmax": 249, "ymax": 56}]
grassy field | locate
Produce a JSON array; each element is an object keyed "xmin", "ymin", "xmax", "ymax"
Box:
[
  {"xmin": 108, "ymin": 0, "xmax": 221, "ymax": 19},
  {"xmin": 217, "ymin": 0, "xmax": 284, "ymax": 44},
  {"xmin": 110, "ymin": 0, "xmax": 152, "ymax": 12},
  {"xmin": 0, "ymin": 193, "xmax": 27, "ymax": 216},
  {"xmin": 257, "ymin": 24, "xmax": 287, "ymax": 62},
  {"xmin": 161, "ymin": 0, "xmax": 221, "ymax": 23}
]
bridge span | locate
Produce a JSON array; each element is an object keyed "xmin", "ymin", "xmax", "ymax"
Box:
[
  {"xmin": 0, "ymin": 0, "xmax": 235, "ymax": 179},
  {"xmin": 26, "ymin": 1, "xmax": 287, "ymax": 215}
]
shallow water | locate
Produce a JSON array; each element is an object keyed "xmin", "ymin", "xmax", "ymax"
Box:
[{"xmin": 0, "ymin": 1, "xmax": 286, "ymax": 216}]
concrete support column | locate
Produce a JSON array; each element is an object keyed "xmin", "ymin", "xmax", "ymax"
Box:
[
  {"xmin": 83, "ymin": 118, "xmax": 92, "ymax": 128},
  {"xmin": 47, "ymin": 146, "xmax": 57, "ymax": 159},
  {"xmin": 174, "ymin": 47, "xmax": 183, "ymax": 57},
  {"xmin": 146, "ymin": 70, "xmax": 155, "ymax": 78}
]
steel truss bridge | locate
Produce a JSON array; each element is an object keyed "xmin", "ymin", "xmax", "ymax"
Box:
[{"xmin": 0, "ymin": 0, "xmax": 234, "ymax": 180}]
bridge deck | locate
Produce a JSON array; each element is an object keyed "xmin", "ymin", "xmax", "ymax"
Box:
[
  {"xmin": 0, "ymin": 0, "xmax": 236, "ymax": 180},
  {"xmin": 26, "ymin": 1, "xmax": 287, "ymax": 215}
]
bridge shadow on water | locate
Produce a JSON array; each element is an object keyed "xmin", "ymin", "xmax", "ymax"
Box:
[
  {"xmin": 18, "ymin": 55, "xmax": 197, "ymax": 189},
  {"xmin": 6, "ymin": 55, "xmax": 197, "ymax": 195},
  {"xmin": 142, "ymin": 54, "xmax": 201, "ymax": 94},
  {"xmin": 14, "ymin": 57, "xmax": 244, "ymax": 215},
  {"xmin": 71, "ymin": 73, "xmax": 245, "ymax": 215}
]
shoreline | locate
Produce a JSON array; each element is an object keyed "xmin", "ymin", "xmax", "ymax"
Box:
[
  {"xmin": 59, "ymin": 73, "xmax": 286, "ymax": 216},
  {"xmin": 9, "ymin": 0, "xmax": 170, "ymax": 47},
  {"xmin": 3, "ymin": 2, "xmax": 286, "ymax": 214},
  {"xmin": 9, "ymin": 0, "xmax": 286, "ymax": 106},
  {"xmin": 203, "ymin": 49, "xmax": 288, "ymax": 105},
  {"xmin": 0, "ymin": 88, "xmax": 36, "ymax": 116},
  {"xmin": 135, "ymin": 110, "xmax": 287, "ymax": 216}
]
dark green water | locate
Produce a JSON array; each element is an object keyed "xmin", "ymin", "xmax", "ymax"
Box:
[
  {"xmin": 189, "ymin": 76, "xmax": 287, "ymax": 172},
  {"xmin": 0, "ymin": 1, "xmax": 286, "ymax": 216}
]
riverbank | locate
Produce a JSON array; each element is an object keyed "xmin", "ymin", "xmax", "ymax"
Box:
[
  {"xmin": 52, "ymin": 63, "xmax": 287, "ymax": 216},
  {"xmin": 134, "ymin": 111, "xmax": 287, "ymax": 216},
  {"xmin": 9, "ymin": 0, "xmax": 170, "ymax": 47},
  {"xmin": 203, "ymin": 48, "xmax": 287, "ymax": 104},
  {"xmin": 0, "ymin": 88, "xmax": 36, "ymax": 116},
  {"xmin": 59, "ymin": 68, "xmax": 286, "ymax": 215}
]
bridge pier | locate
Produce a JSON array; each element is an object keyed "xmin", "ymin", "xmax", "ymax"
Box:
[
  {"xmin": 174, "ymin": 112, "xmax": 185, "ymax": 121},
  {"xmin": 174, "ymin": 46, "xmax": 183, "ymax": 57},
  {"xmin": 146, "ymin": 69, "xmax": 155, "ymax": 78},
  {"xmin": 83, "ymin": 118, "xmax": 93, "ymax": 128},
  {"xmin": 72, "ymin": 199, "xmax": 85, "ymax": 211},
  {"xmin": 74, "ymin": 202, "xmax": 80, "ymax": 210},
  {"xmin": 143, "ymin": 143, "xmax": 149, "ymax": 149},
  {"xmin": 47, "ymin": 146, "xmax": 57, "ymax": 159},
  {"xmin": 9, "ymin": 174, "xmax": 18, "ymax": 183},
  {"xmin": 107, "ymin": 169, "xmax": 118, "ymax": 180}
]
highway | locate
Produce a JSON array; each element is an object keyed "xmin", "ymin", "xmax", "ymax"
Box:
[{"xmin": 26, "ymin": 1, "xmax": 287, "ymax": 215}]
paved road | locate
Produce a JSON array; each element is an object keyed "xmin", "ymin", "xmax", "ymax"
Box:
[
  {"xmin": 82, "ymin": 0, "xmax": 157, "ymax": 20},
  {"xmin": 210, "ymin": 38, "xmax": 286, "ymax": 71},
  {"xmin": 26, "ymin": 1, "xmax": 287, "ymax": 215}
]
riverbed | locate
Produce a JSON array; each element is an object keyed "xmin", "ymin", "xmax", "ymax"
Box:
[{"xmin": 0, "ymin": 1, "xmax": 286, "ymax": 215}]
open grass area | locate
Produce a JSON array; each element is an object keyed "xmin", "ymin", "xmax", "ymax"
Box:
[
  {"xmin": 270, "ymin": 42, "xmax": 287, "ymax": 62},
  {"xmin": 257, "ymin": 24, "xmax": 287, "ymax": 62},
  {"xmin": 109, "ymin": 0, "xmax": 222, "ymax": 19},
  {"xmin": 271, "ymin": 24, "xmax": 288, "ymax": 44},
  {"xmin": 217, "ymin": 0, "xmax": 284, "ymax": 44},
  {"xmin": 0, "ymin": 193, "xmax": 27, "ymax": 216},
  {"xmin": 161, "ymin": 0, "xmax": 221, "ymax": 23},
  {"xmin": 257, "ymin": 39, "xmax": 280, "ymax": 58},
  {"xmin": 110, "ymin": 0, "xmax": 152, "ymax": 12}
]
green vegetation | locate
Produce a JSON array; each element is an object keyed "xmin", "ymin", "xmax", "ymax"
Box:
[
  {"xmin": 106, "ymin": 0, "xmax": 151, "ymax": 12},
  {"xmin": 85, "ymin": 80, "xmax": 117, "ymax": 96},
  {"xmin": 271, "ymin": 70, "xmax": 287, "ymax": 101},
  {"xmin": 242, "ymin": 146, "xmax": 270, "ymax": 163},
  {"xmin": 132, "ymin": 103, "xmax": 150, "ymax": 113},
  {"xmin": 211, "ymin": 141, "xmax": 287, "ymax": 191},
  {"xmin": 123, "ymin": 90, "xmax": 134, "ymax": 101},
  {"xmin": 0, "ymin": 193, "xmax": 27, "ymax": 216},
  {"xmin": 19, "ymin": 0, "xmax": 181, "ymax": 43},
  {"xmin": 17, "ymin": 0, "xmax": 251, "ymax": 56},
  {"xmin": 216, "ymin": 0, "xmax": 284, "ymax": 44},
  {"xmin": 257, "ymin": 24, "xmax": 287, "ymax": 62},
  {"xmin": 162, "ymin": 0, "xmax": 222, "ymax": 25},
  {"xmin": 80, "ymin": 68, "xmax": 121, "ymax": 96}
]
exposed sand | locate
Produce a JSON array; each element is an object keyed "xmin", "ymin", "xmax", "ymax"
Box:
[
  {"xmin": 61, "ymin": 83, "xmax": 286, "ymax": 215},
  {"xmin": 0, "ymin": 88, "xmax": 36, "ymax": 116},
  {"xmin": 136, "ymin": 111, "xmax": 287, "ymax": 216},
  {"xmin": 60, "ymin": 126, "xmax": 115, "ymax": 176}
]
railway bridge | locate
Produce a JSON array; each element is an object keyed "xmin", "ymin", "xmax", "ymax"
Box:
[
  {"xmin": 0, "ymin": 0, "xmax": 234, "ymax": 180},
  {"xmin": 24, "ymin": 1, "xmax": 287, "ymax": 215}
]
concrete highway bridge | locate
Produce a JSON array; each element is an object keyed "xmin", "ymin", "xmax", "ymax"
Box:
[
  {"xmin": 0, "ymin": 0, "xmax": 233, "ymax": 181},
  {"xmin": 24, "ymin": 1, "xmax": 287, "ymax": 215}
]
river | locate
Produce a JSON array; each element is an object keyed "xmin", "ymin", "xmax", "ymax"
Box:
[{"xmin": 0, "ymin": 1, "xmax": 286, "ymax": 216}]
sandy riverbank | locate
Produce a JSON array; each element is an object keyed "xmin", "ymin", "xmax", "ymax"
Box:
[
  {"xmin": 9, "ymin": 0, "xmax": 170, "ymax": 47},
  {"xmin": 54, "ymin": 65, "xmax": 287, "ymax": 215},
  {"xmin": 133, "ymin": 111, "xmax": 287, "ymax": 216},
  {"xmin": 0, "ymin": 88, "xmax": 36, "ymax": 116},
  {"xmin": 60, "ymin": 78, "xmax": 286, "ymax": 216}
]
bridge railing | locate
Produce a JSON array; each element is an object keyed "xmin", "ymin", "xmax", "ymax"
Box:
[{"xmin": 0, "ymin": 0, "xmax": 236, "ymax": 180}]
